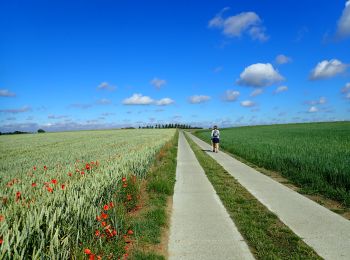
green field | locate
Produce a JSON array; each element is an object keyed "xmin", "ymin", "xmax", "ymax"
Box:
[
  {"xmin": 0, "ymin": 129, "xmax": 175, "ymax": 258},
  {"xmin": 195, "ymin": 122, "xmax": 350, "ymax": 206}
]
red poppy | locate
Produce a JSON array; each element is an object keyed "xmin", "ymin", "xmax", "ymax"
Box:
[
  {"xmin": 61, "ymin": 184, "xmax": 65, "ymax": 190},
  {"xmin": 101, "ymin": 221, "xmax": 106, "ymax": 227},
  {"xmin": 47, "ymin": 187, "xmax": 53, "ymax": 193},
  {"xmin": 81, "ymin": 171, "xmax": 85, "ymax": 175},
  {"xmin": 85, "ymin": 163, "xmax": 91, "ymax": 170},
  {"xmin": 97, "ymin": 255, "xmax": 102, "ymax": 260},
  {"xmin": 51, "ymin": 179, "xmax": 57, "ymax": 184},
  {"xmin": 112, "ymin": 229, "xmax": 117, "ymax": 236},
  {"xmin": 44, "ymin": 166, "xmax": 47, "ymax": 171},
  {"xmin": 101, "ymin": 213, "xmax": 108, "ymax": 219},
  {"xmin": 103, "ymin": 204, "xmax": 109, "ymax": 211},
  {"xmin": 15, "ymin": 191, "xmax": 21, "ymax": 201},
  {"xmin": 0, "ymin": 215, "xmax": 4, "ymax": 222},
  {"xmin": 109, "ymin": 202, "xmax": 114, "ymax": 208},
  {"xmin": 0, "ymin": 238, "xmax": 3, "ymax": 245},
  {"xmin": 123, "ymin": 183, "xmax": 127, "ymax": 188},
  {"xmin": 123, "ymin": 253, "xmax": 129, "ymax": 259},
  {"xmin": 68, "ymin": 172, "xmax": 72, "ymax": 177},
  {"xmin": 33, "ymin": 166, "xmax": 37, "ymax": 171},
  {"xmin": 84, "ymin": 248, "xmax": 92, "ymax": 255},
  {"xmin": 89, "ymin": 254, "xmax": 95, "ymax": 260},
  {"xmin": 127, "ymin": 230, "xmax": 133, "ymax": 235},
  {"xmin": 95, "ymin": 230, "xmax": 100, "ymax": 236},
  {"xmin": 127, "ymin": 194, "xmax": 132, "ymax": 201},
  {"xmin": 122, "ymin": 177, "xmax": 126, "ymax": 182},
  {"xmin": 31, "ymin": 183, "xmax": 37, "ymax": 187},
  {"xmin": 96, "ymin": 215, "xmax": 101, "ymax": 221}
]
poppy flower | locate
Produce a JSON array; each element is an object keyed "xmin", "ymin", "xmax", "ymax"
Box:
[
  {"xmin": 109, "ymin": 202, "xmax": 114, "ymax": 208},
  {"xmin": 47, "ymin": 187, "xmax": 53, "ymax": 193},
  {"xmin": 103, "ymin": 204, "xmax": 109, "ymax": 211},
  {"xmin": 97, "ymin": 255, "xmax": 102, "ymax": 260},
  {"xmin": 61, "ymin": 184, "xmax": 65, "ymax": 190},
  {"xmin": 31, "ymin": 183, "xmax": 37, "ymax": 187},
  {"xmin": 123, "ymin": 183, "xmax": 127, "ymax": 188},
  {"xmin": 127, "ymin": 230, "xmax": 133, "ymax": 235},
  {"xmin": 0, "ymin": 215, "xmax": 4, "ymax": 222},
  {"xmin": 89, "ymin": 254, "xmax": 95, "ymax": 260},
  {"xmin": 96, "ymin": 215, "xmax": 101, "ymax": 221},
  {"xmin": 15, "ymin": 191, "xmax": 21, "ymax": 201},
  {"xmin": 95, "ymin": 230, "xmax": 100, "ymax": 237},
  {"xmin": 44, "ymin": 166, "xmax": 47, "ymax": 171},
  {"xmin": 68, "ymin": 172, "xmax": 72, "ymax": 177},
  {"xmin": 101, "ymin": 213, "xmax": 108, "ymax": 219},
  {"xmin": 127, "ymin": 194, "xmax": 132, "ymax": 201},
  {"xmin": 51, "ymin": 179, "xmax": 57, "ymax": 184},
  {"xmin": 85, "ymin": 164, "xmax": 91, "ymax": 170},
  {"xmin": 0, "ymin": 238, "xmax": 3, "ymax": 245},
  {"xmin": 81, "ymin": 171, "xmax": 85, "ymax": 175},
  {"xmin": 101, "ymin": 221, "xmax": 106, "ymax": 227},
  {"xmin": 33, "ymin": 166, "xmax": 37, "ymax": 171},
  {"xmin": 122, "ymin": 177, "xmax": 126, "ymax": 182},
  {"xmin": 84, "ymin": 248, "xmax": 92, "ymax": 255},
  {"xmin": 112, "ymin": 229, "xmax": 117, "ymax": 236}
]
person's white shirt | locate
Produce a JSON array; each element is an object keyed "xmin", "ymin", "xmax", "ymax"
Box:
[{"xmin": 211, "ymin": 129, "xmax": 220, "ymax": 138}]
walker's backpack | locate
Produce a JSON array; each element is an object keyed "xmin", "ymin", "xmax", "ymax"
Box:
[{"xmin": 213, "ymin": 130, "xmax": 219, "ymax": 137}]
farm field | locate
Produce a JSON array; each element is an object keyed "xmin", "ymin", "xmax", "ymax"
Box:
[
  {"xmin": 195, "ymin": 122, "xmax": 350, "ymax": 206},
  {"xmin": 0, "ymin": 129, "xmax": 176, "ymax": 258}
]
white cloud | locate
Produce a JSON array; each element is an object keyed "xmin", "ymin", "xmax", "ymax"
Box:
[
  {"xmin": 308, "ymin": 106, "xmax": 318, "ymax": 113},
  {"xmin": 150, "ymin": 77, "xmax": 167, "ymax": 89},
  {"xmin": 309, "ymin": 59, "xmax": 347, "ymax": 80},
  {"xmin": 237, "ymin": 63, "xmax": 284, "ymax": 87},
  {"xmin": 336, "ymin": 0, "xmax": 350, "ymax": 39},
  {"xmin": 97, "ymin": 98, "xmax": 112, "ymax": 105},
  {"xmin": 240, "ymin": 100, "xmax": 256, "ymax": 107},
  {"xmin": 275, "ymin": 54, "xmax": 292, "ymax": 64},
  {"xmin": 123, "ymin": 94, "xmax": 154, "ymax": 105},
  {"xmin": 319, "ymin": 96, "xmax": 326, "ymax": 104},
  {"xmin": 274, "ymin": 85, "xmax": 288, "ymax": 94},
  {"xmin": 341, "ymin": 82, "xmax": 350, "ymax": 93},
  {"xmin": 250, "ymin": 88, "xmax": 263, "ymax": 97},
  {"xmin": 305, "ymin": 97, "xmax": 327, "ymax": 106},
  {"xmin": 223, "ymin": 90, "xmax": 240, "ymax": 101},
  {"xmin": 97, "ymin": 82, "xmax": 116, "ymax": 91},
  {"xmin": 48, "ymin": 114, "xmax": 69, "ymax": 119},
  {"xmin": 0, "ymin": 106, "xmax": 31, "ymax": 114},
  {"xmin": 189, "ymin": 95, "xmax": 211, "ymax": 104},
  {"xmin": 155, "ymin": 98, "xmax": 174, "ymax": 106},
  {"xmin": 0, "ymin": 89, "xmax": 16, "ymax": 97},
  {"xmin": 208, "ymin": 9, "xmax": 268, "ymax": 42}
]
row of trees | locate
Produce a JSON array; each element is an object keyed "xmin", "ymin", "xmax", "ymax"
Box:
[{"xmin": 139, "ymin": 124, "xmax": 201, "ymax": 129}]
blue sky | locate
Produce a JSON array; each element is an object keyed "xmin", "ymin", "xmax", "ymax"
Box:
[{"xmin": 1, "ymin": 0, "xmax": 350, "ymax": 132}]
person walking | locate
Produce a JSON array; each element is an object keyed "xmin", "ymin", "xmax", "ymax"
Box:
[{"xmin": 211, "ymin": 125, "xmax": 220, "ymax": 153}]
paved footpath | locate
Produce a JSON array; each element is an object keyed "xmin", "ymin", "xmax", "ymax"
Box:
[
  {"xmin": 168, "ymin": 132, "xmax": 254, "ymax": 260},
  {"xmin": 188, "ymin": 132, "xmax": 350, "ymax": 260}
]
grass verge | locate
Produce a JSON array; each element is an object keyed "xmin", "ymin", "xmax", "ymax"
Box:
[
  {"xmin": 185, "ymin": 133, "xmax": 321, "ymax": 260},
  {"xmin": 129, "ymin": 131, "xmax": 178, "ymax": 259}
]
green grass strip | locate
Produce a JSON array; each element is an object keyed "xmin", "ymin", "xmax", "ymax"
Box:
[
  {"xmin": 185, "ymin": 133, "xmax": 321, "ymax": 260},
  {"xmin": 131, "ymin": 131, "xmax": 178, "ymax": 259}
]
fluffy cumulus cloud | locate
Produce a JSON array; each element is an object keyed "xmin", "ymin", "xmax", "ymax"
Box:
[
  {"xmin": 275, "ymin": 54, "xmax": 292, "ymax": 65},
  {"xmin": 189, "ymin": 95, "xmax": 211, "ymax": 104},
  {"xmin": 308, "ymin": 106, "xmax": 318, "ymax": 113},
  {"xmin": 250, "ymin": 88, "xmax": 263, "ymax": 97},
  {"xmin": 123, "ymin": 94, "xmax": 174, "ymax": 106},
  {"xmin": 155, "ymin": 98, "xmax": 174, "ymax": 106},
  {"xmin": 309, "ymin": 59, "xmax": 347, "ymax": 80},
  {"xmin": 274, "ymin": 85, "xmax": 288, "ymax": 94},
  {"xmin": 208, "ymin": 9, "xmax": 268, "ymax": 42},
  {"xmin": 0, "ymin": 106, "xmax": 31, "ymax": 114},
  {"xmin": 336, "ymin": 0, "xmax": 350, "ymax": 39},
  {"xmin": 341, "ymin": 82, "xmax": 350, "ymax": 99},
  {"xmin": 0, "ymin": 89, "xmax": 16, "ymax": 97},
  {"xmin": 123, "ymin": 94, "xmax": 154, "ymax": 105},
  {"xmin": 237, "ymin": 63, "xmax": 284, "ymax": 87},
  {"xmin": 223, "ymin": 90, "xmax": 240, "ymax": 101},
  {"xmin": 240, "ymin": 100, "xmax": 256, "ymax": 107},
  {"xmin": 150, "ymin": 77, "xmax": 167, "ymax": 89},
  {"xmin": 97, "ymin": 82, "xmax": 116, "ymax": 91}
]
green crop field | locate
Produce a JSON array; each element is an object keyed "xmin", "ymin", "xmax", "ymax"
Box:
[
  {"xmin": 195, "ymin": 122, "xmax": 350, "ymax": 206},
  {"xmin": 0, "ymin": 129, "xmax": 175, "ymax": 258}
]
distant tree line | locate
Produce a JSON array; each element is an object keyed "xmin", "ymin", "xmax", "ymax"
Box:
[
  {"xmin": 138, "ymin": 123, "xmax": 202, "ymax": 129},
  {"xmin": 0, "ymin": 129, "xmax": 45, "ymax": 135}
]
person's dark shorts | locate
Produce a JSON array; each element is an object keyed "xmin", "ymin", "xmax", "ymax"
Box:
[{"xmin": 212, "ymin": 137, "xmax": 220, "ymax": 143}]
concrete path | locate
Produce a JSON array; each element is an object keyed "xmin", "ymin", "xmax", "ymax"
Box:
[
  {"xmin": 168, "ymin": 132, "xmax": 254, "ymax": 260},
  {"xmin": 188, "ymin": 132, "xmax": 350, "ymax": 260}
]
